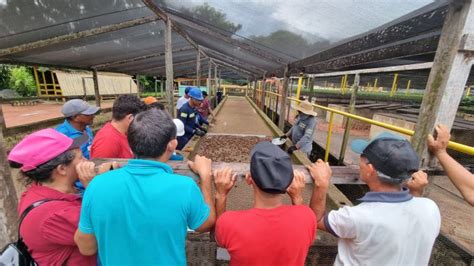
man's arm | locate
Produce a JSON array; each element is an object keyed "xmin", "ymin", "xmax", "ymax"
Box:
[
  {"xmin": 428, "ymin": 124, "xmax": 474, "ymax": 206},
  {"xmin": 188, "ymin": 155, "xmax": 216, "ymax": 232},
  {"xmin": 214, "ymin": 168, "xmax": 236, "ymax": 220},
  {"xmin": 286, "ymin": 170, "xmax": 306, "ymax": 205},
  {"xmin": 307, "ymin": 159, "xmax": 332, "ymax": 231},
  {"xmin": 74, "ymin": 230, "xmax": 97, "ymax": 256}
]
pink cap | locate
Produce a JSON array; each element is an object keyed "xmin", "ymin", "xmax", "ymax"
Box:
[{"xmin": 8, "ymin": 128, "xmax": 87, "ymax": 172}]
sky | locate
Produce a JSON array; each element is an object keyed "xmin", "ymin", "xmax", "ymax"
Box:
[{"xmin": 166, "ymin": 0, "xmax": 437, "ymax": 42}]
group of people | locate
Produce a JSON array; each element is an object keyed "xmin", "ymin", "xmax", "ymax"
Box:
[
  {"xmin": 5, "ymin": 92, "xmax": 473, "ymax": 265},
  {"xmin": 176, "ymin": 87, "xmax": 215, "ymax": 149}
]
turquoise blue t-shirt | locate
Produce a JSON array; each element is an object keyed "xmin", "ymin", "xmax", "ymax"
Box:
[
  {"xmin": 78, "ymin": 159, "xmax": 210, "ymax": 266},
  {"xmin": 56, "ymin": 120, "xmax": 94, "ymax": 159}
]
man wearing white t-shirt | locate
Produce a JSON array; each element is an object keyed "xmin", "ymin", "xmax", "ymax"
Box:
[
  {"xmin": 308, "ymin": 132, "xmax": 440, "ymax": 266},
  {"xmin": 176, "ymin": 87, "xmax": 192, "ymax": 112}
]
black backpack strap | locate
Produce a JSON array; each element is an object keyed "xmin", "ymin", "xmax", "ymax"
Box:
[{"xmin": 18, "ymin": 199, "xmax": 59, "ymax": 239}]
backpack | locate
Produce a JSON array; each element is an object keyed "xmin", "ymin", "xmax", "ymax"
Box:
[{"xmin": 0, "ymin": 199, "xmax": 57, "ymax": 266}]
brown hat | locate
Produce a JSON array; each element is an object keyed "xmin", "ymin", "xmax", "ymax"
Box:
[{"xmin": 294, "ymin": 101, "xmax": 317, "ymax": 116}]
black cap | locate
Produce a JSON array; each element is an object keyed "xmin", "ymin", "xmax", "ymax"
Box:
[
  {"xmin": 250, "ymin": 142, "xmax": 294, "ymax": 194},
  {"xmin": 351, "ymin": 132, "xmax": 420, "ymax": 183}
]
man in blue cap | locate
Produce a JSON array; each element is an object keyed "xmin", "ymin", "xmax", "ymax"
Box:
[
  {"xmin": 176, "ymin": 86, "xmax": 191, "ymax": 112},
  {"xmin": 309, "ymin": 132, "xmax": 440, "ymax": 265},
  {"xmin": 214, "ymin": 142, "xmax": 316, "ymax": 265},
  {"xmin": 177, "ymin": 87, "xmax": 207, "ymax": 150}
]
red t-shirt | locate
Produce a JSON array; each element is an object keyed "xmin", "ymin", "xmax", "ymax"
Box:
[
  {"xmin": 90, "ymin": 122, "xmax": 133, "ymax": 159},
  {"xmin": 215, "ymin": 205, "xmax": 316, "ymax": 266},
  {"xmin": 18, "ymin": 184, "xmax": 96, "ymax": 266}
]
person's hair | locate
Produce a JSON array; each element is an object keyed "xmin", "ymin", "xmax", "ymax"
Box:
[
  {"xmin": 128, "ymin": 109, "xmax": 177, "ymax": 158},
  {"xmin": 147, "ymin": 102, "xmax": 165, "ymax": 110},
  {"xmin": 361, "ymin": 156, "xmax": 405, "ymax": 185},
  {"xmin": 10, "ymin": 150, "xmax": 76, "ymax": 185},
  {"xmin": 112, "ymin": 95, "xmax": 147, "ymax": 120}
]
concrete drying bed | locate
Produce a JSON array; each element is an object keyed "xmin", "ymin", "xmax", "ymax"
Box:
[
  {"xmin": 209, "ymin": 96, "xmax": 274, "ymax": 136},
  {"xmin": 195, "ymin": 134, "xmax": 272, "ymax": 163}
]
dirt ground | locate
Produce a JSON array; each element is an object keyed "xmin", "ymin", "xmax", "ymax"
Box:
[{"xmin": 2, "ymin": 100, "xmax": 114, "ymax": 128}]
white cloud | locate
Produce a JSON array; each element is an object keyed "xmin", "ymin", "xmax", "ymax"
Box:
[{"xmin": 167, "ymin": 0, "xmax": 435, "ymax": 41}]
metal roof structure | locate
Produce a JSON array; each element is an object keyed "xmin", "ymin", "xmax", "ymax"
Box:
[{"xmin": 0, "ymin": 0, "xmax": 456, "ymax": 80}]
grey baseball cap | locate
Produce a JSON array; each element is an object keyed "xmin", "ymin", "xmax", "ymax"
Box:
[
  {"xmin": 61, "ymin": 99, "xmax": 100, "ymax": 117},
  {"xmin": 250, "ymin": 142, "xmax": 294, "ymax": 194},
  {"xmin": 351, "ymin": 132, "xmax": 419, "ymax": 183}
]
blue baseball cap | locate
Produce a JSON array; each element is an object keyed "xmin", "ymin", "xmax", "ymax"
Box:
[
  {"xmin": 351, "ymin": 132, "xmax": 420, "ymax": 183},
  {"xmin": 188, "ymin": 88, "xmax": 204, "ymax": 101}
]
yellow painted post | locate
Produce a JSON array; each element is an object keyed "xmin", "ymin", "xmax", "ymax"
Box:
[
  {"xmin": 296, "ymin": 74, "xmax": 303, "ymax": 100},
  {"xmin": 466, "ymin": 86, "xmax": 471, "ymax": 96},
  {"xmin": 340, "ymin": 76, "xmax": 345, "ymax": 94},
  {"xmin": 223, "ymin": 85, "xmax": 226, "ymax": 95},
  {"xmin": 325, "ymin": 112, "xmax": 335, "ymax": 162},
  {"xmin": 390, "ymin": 73, "xmax": 399, "ymax": 97},
  {"xmin": 33, "ymin": 67, "xmax": 41, "ymax": 96},
  {"xmin": 343, "ymin": 74, "xmax": 348, "ymax": 94},
  {"xmin": 372, "ymin": 78, "xmax": 378, "ymax": 92},
  {"xmin": 405, "ymin": 80, "xmax": 412, "ymax": 95}
]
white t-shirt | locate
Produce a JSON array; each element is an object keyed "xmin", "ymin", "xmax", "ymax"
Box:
[
  {"xmin": 176, "ymin": 96, "xmax": 189, "ymax": 110},
  {"xmin": 326, "ymin": 191, "xmax": 440, "ymax": 266}
]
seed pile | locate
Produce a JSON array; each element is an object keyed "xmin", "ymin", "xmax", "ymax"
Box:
[{"xmin": 196, "ymin": 135, "xmax": 272, "ymax": 163}]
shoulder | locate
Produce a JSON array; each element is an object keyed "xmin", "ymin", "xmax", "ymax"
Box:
[
  {"xmin": 55, "ymin": 121, "xmax": 69, "ymax": 133},
  {"xmin": 291, "ymin": 205, "xmax": 316, "ymax": 216},
  {"xmin": 217, "ymin": 210, "xmax": 243, "ymax": 226},
  {"xmin": 410, "ymin": 197, "xmax": 440, "ymax": 213}
]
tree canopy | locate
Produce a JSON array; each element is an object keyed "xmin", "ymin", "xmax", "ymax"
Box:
[
  {"xmin": 250, "ymin": 30, "xmax": 330, "ymax": 59},
  {"xmin": 180, "ymin": 3, "xmax": 242, "ymax": 35}
]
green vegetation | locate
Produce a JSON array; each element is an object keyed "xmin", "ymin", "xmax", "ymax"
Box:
[
  {"xmin": 0, "ymin": 65, "xmax": 36, "ymax": 96},
  {"xmin": 9, "ymin": 66, "xmax": 36, "ymax": 96},
  {"xmin": 250, "ymin": 30, "xmax": 330, "ymax": 59},
  {"xmin": 180, "ymin": 3, "xmax": 242, "ymax": 34}
]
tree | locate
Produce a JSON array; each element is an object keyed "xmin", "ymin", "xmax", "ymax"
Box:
[
  {"xmin": 250, "ymin": 30, "xmax": 330, "ymax": 59},
  {"xmin": 9, "ymin": 66, "xmax": 36, "ymax": 96},
  {"xmin": 0, "ymin": 65, "xmax": 10, "ymax": 90},
  {"xmin": 181, "ymin": 3, "xmax": 242, "ymax": 35}
]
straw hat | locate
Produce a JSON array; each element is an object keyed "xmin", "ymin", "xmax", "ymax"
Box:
[{"xmin": 294, "ymin": 100, "xmax": 317, "ymax": 116}]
